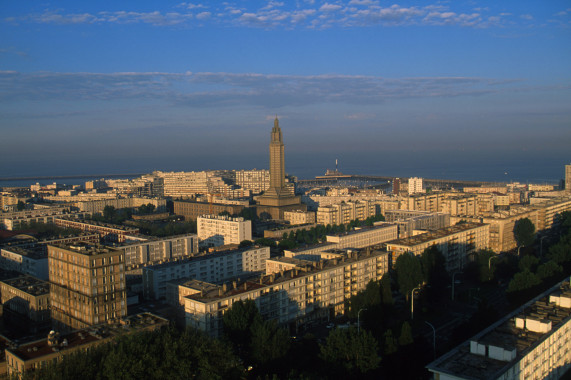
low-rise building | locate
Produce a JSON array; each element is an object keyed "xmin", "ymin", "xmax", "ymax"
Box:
[
  {"xmin": 120, "ymin": 233, "xmax": 199, "ymax": 268},
  {"xmin": 325, "ymin": 224, "xmax": 398, "ymax": 249},
  {"xmin": 0, "ymin": 276, "xmax": 50, "ymax": 333},
  {"xmin": 184, "ymin": 248, "xmax": 389, "ymax": 337},
  {"xmin": 5, "ymin": 313, "xmax": 168, "ymax": 378},
  {"xmin": 316, "ymin": 200, "xmax": 378, "ymax": 226},
  {"xmin": 173, "ymin": 200, "xmax": 245, "ymax": 222},
  {"xmin": 197, "ymin": 215, "xmax": 252, "ymax": 248},
  {"xmin": 284, "ymin": 210, "xmax": 316, "ymax": 225},
  {"xmin": 54, "ymin": 217, "xmax": 139, "ymax": 243},
  {"xmin": 452, "ymin": 207, "xmax": 539, "ymax": 253},
  {"xmin": 427, "ymin": 280, "xmax": 571, "ymax": 380},
  {"xmin": 385, "ymin": 210, "xmax": 450, "ymax": 238},
  {"xmin": 0, "ymin": 245, "xmax": 49, "ymax": 280},
  {"xmin": 386, "ymin": 223, "xmax": 489, "ymax": 272},
  {"xmin": 143, "ymin": 245, "xmax": 270, "ymax": 300}
]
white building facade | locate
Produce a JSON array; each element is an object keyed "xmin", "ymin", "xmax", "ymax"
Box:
[{"xmin": 197, "ymin": 215, "xmax": 252, "ymax": 247}]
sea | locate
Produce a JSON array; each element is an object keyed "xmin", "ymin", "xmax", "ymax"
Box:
[{"xmin": 0, "ymin": 156, "xmax": 564, "ymax": 189}]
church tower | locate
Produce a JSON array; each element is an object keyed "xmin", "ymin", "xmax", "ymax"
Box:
[
  {"xmin": 269, "ymin": 116, "xmax": 286, "ymax": 194},
  {"xmin": 256, "ymin": 116, "xmax": 306, "ymax": 219}
]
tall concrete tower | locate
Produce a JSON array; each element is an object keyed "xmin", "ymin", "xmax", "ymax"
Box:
[
  {"xmin": 269, "ymin": 116, "xmax": 285, "ymax": 192},
  {"xmin": 256, "ymin": 116, "xmax": 306, "ymax": 219}
]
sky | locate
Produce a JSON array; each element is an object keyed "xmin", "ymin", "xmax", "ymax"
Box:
[{"xmin": 1, "ymin": 1, "xmax": 570, "ymax": 182}]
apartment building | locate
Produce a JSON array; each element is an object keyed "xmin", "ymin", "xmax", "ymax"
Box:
[
  {"xmin": 197, "ymin": 215, "xmax": 252, "ymax": 248},
  {"xmin": 325, "ymin": 224, "xmax": 398, "ymax": 249},
  {"xmin": 0, "ymin": 276, "xmax": 50, "ymax": 333},
  {"xmin": 143, "ymin": 245, "xmax": 270, "ymax": 300},
  {"xmin": 234, "ymin": 169, "xmax": 270, "ymax": 194},
  {"xmin": 408, "ymin": 177, "xmax": 423, "ymax": 194},
  {"xmin": 173, "ymin": 200, "xmax": 245, "ymax": 222},
  {"xmin": 386, "ymin": 223, "xmax": 489, "ymax": 272},
  {"xmin": 316, "ymin": 200, "xmax": 378, "ymax": 226},
  {"xmin": 529, "ymin": 197, "xmax": 571, "ymax": 230},
  {"xmin": 384, "ymin": 210, "xmax": 450, "ymax": 238},
  {"xmin": 48, "ymin": 243, "xmax": 127, "ymax": 332},
  {"xmin": 54, "ymin": 217, "xmax": 139, "ymax": 243},
  {"xmin": 120, "ymin": 233, "xmax": 199, "ymax": 268},
  {"xmin": 0, "ymin": 245, "xmax": 49, "ymax": 280},
  {"xmin": 453, "ymin": 207, "xmax": 539, "ymax": 253},
  {"xmin": 6, "ymin": 313, "xmax": 168, "ymax": 378},
  {"xmin": 284, "ymin": 210, "xmax": 316, "ymax": 225},
  {"xmin": 427, "ymin": 280, "xmax": 571, "ymax": 380},
  {"xmin": 183, "ymin": 248, "xmax": 389, "ymax": 337},
  {"xmin": 75, "ymin": 197, "xmax": 166, "ymax": 214},
  {"xmin": 1, "ymin": 207, "xmax": 74, "ymax": 230}
]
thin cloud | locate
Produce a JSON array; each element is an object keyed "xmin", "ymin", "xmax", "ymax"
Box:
[
  {"xmin": 0, "ymin": 70, "xmax": 533, "ymax": 109},
  {"xmin": 7, "ymin": 2, "xmax": 534, "ymax": 29}
]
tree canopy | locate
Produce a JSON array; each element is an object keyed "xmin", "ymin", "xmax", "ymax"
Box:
[
  {"xmin": 395, "ymin": 253, "xmax": 423, "ymax": 299},
  {"xmin": 320, "ymin": 327, "xmax": 381, "ymax": 376},
  {"xmin": 514, "ymin": 217, "xmax": 535, "ymax": 248}
]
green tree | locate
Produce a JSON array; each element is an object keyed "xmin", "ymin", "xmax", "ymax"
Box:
[
  {"xmin": 383, "ymin": 329, "xmax": 398, "ymax": 355},
  {"xmin": 249, "ymin": 319, "xmax": 291, "ymax": 366},
  {"xmin": 395, "ymin": 253, "xmax": 423, "ymax": 300},
  {"xmin": 222, "ymin": 299, "xmax": 262, "ymax": 351},
  {"xmin": 421, "ymin": 245, "xmax": 449, "ymax": 290},
  {"xmin": 507, "ymin": 270, "xmax": 541, "ymax": 293},
  {"xmin": 514, "ymin": 217, "xmax": 535, "ymax": 248},
  {"xmin": 278, "ymin": 239, "xmax": 297, "ymax": 251},
  {"xmin": 346, "ymin": 280, "xmax": 381, "ymax": 318},
  {"xmin": 239, "ymin": 239, "xmax": 253, "ymax": 248},
  {"xmin": 380, "ymin": 273, "xmax": 393, "ymax": 305},
  {"xmin": 320, "ymin": 327, "xmax": 381, "ymax": 375},
  {"xmin": 238, "ymin": 207, "xmax": 258, "ymax": 221},
  {"xmin": 103, "ymin": 205, "xmax": 117, "ymax": 221},
  {"xmin": 16, "ymin": 200, "xmax": 26, "ymax": 211},
  {"xmin": 518, "ymin": 255, "xmax": 539, "ymax": 272},
  {"xmin": 138, "ymin": 203, "xmax": 156, "ymax": 214},
  {"xmin": 398, "ymin": 322, "xmax": 414, "ymax": 346},
  {"xmin": 254, "ymin": 237, "xmax": 277, "ymax": 248},
  {"xmin": 536, "ymin": 260, "xmax": 563, "ymax": 281}
]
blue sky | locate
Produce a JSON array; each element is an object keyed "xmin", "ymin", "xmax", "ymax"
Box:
[{"xmin": 1, "ymin": 1, "xmax": 570, "ymax": 181}]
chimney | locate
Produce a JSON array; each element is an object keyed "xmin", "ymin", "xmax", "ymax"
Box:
[
  {"xmin": 232, "ymin": 281, "xmax": 237, "ymax": 289},
  {"xmin": 223, "ymin": 283, "xmax": 228, "ymax": 292}
]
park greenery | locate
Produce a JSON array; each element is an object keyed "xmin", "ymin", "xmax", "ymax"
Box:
[
  {"xmin": 14, "ymin": 221, "xmax": 81, "ymax": 239},
  {"xmin": 89, "ymin": 205, "xmax": 197, "ymax": 237},
  {"xmin": 16, "ymin": 326, "xmax": 243, "ymax": 380}
]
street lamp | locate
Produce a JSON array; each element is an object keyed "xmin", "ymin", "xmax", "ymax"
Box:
[
  {"xmin": 357, "ymin": 308, "xmax": 367, "ymax": 334},
  {"xmin": 488, "ymin": 255, "xmax": 499, "ymax": 281},
  {"xmin": 425, "ymin": 321, "xmax": 436, "ymax": 359},
  {"xmin": 411, "ymin": 286, "xmax": 421, "ymax": 320}
]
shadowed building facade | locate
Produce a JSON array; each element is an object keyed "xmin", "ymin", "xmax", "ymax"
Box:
[{"xmin": 256, "ymin": 117, "xmax": 306, "ymax": 219}]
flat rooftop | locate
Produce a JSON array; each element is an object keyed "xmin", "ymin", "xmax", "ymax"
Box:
[
  {"xmin": 427, "ymin": 280, "xmax": 571, "ymax": 380},
  {"xmin": 0, "ymin": 276, "xmax": 49, "ymax": 296},
  {"xmin": 386, "ymin": 222, "xmax": 487, "ymax": 247},
  {"xmin": 144, "ymin": 245, "xmax": 267, "ymax": 271},
  {"xmin": 185, "ymin": 248, "xmax": 388, "ymax": 303},
  {"xmin": 55, "ymin": 217, "xmax": 139, "ymax": 231},
  {"xmin": 49, "ymin": 242, "xmax": 122, "ymax": 256},
  {"xmin": 7, "ymin": 312, "xmax": 168, "ymax": 362}
]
